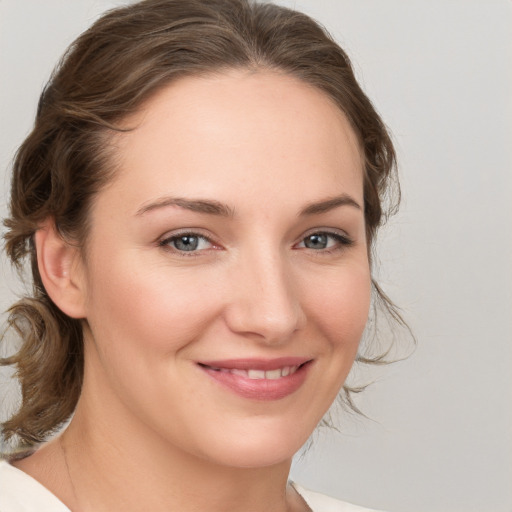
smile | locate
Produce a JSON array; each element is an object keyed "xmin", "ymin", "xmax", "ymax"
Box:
[
  {"xmin": 197, "ymin": 358, "xmax": 312, "ymax": 401},
  {"xmin": 205, "ymin": 365, "xmax": 301, "ymax": 380}
]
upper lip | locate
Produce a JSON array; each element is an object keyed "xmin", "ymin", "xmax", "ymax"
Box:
[{"xmin": 197, "ymin": 357, "xmax": 312, "ymax": 371}]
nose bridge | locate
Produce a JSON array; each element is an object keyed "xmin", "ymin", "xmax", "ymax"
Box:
[{"xmin": 226, "ymin": 242, "xmax": 304, "ymax": 343}]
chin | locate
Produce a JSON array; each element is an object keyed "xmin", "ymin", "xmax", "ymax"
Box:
[
  {"xmin": 204, "ymin": 443, "xmax": 296, "ymax": 469},
  {"xmin": 194, "ymin": 418, "xmax": 314, "ymax": 469}
]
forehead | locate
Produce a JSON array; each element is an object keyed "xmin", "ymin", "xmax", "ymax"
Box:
[{"xmin": 102, "ymin": 70, "xmax": 363, "ymax": 211}]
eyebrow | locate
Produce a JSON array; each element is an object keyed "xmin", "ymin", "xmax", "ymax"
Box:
[
  {"xmin": 136, "ymin": 193, "xmax": 361, "ymax": 218},
  {"xmin": 299, "ymin": 194, "xmax": 362, "ymax": 216},
  {"xmin": 136, "ymin": 197, "xmax": 234, "ymax": 217}
]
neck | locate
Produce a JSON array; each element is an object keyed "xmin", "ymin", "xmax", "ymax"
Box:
[{"xmin": 62, "ymin": 388, "xmax": 296, "ymax": 512}]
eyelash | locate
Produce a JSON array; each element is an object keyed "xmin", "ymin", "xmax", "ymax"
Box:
[
  {"xmin": 158, "ymin": 231, "xmax": 216, "ymax": 256},
  {"xmin": 158, "ymin": 230, "xmax": 354, "ymax": 256},
  {"xmin": 296, "ymin": 231, "xmax": 354, "ymax": 254}
]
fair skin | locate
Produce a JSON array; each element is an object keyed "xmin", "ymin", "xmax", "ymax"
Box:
[{"xmin": 16, "ymin": 70, "xmax": 370, "ymax": 512}]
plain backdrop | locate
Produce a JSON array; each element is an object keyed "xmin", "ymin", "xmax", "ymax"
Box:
[{"xmin": 0, "ymin": 1, "xmax": 511, "ymax": 512}]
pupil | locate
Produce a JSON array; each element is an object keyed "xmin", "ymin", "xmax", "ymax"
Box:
[
  {"xmin": 305, "ymin": 234, "xmax": 327, "ymax": 249},
  {"xmin": 175, "ymin": 236, "xmax": 198, "ymax": 251}
]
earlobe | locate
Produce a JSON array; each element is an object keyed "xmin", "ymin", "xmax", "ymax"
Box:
[{"xmin": 35, "ymin": 219, "xmax": 87, "ymax": 319}]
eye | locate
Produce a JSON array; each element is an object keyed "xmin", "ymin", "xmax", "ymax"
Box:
[
  {"xmin": 297, "ymin": 231, "xmax": 353, "ymax": 251},
  {"xmin": 160, "ymin": 233, "xmax": 214, "ymax": 253}
]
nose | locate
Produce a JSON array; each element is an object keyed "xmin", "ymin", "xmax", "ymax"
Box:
[{"xmin": 223, "ymin": 250, "xmax": 306, "ymax": 345}]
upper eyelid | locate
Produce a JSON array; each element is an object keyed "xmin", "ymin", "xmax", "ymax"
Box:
[
  {"xmin": 294, "ymin": 230, "xmax": 354, "ymax": 251},
  {"xmin": 158, "ymin": 232, "xmax": 218, "ymax": 256},
  {"xmin": 158, "ymin": 228, "xmax": 215, "ymax": 244},
  {"xmin": 298, "ymin": 227, "xmax": 352, "ymax": 241}
]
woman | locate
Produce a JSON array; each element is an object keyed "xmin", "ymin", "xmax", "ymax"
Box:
[{"xmin": 0, "ymin": 0, "xmax": 401, "ymax": 510}]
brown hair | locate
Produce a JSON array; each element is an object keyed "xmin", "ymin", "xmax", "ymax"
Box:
[{"xmin": 1, "ymin": 0, "xmax": 405, "ymax": 449}]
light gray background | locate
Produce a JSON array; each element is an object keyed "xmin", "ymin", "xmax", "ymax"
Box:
[{"xmin": 1, "ymin": 1, "xmax": 511, "ymax": 512}]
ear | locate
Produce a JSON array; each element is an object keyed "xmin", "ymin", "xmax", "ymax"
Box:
[{"xmin": 35, "ymin": 219, "xmax": 87, "ymax": 319}]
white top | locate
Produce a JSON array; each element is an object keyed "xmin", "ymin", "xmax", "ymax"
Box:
[
  {"xmin": 292, "ymin": 484, "xmax": 384, "ymax": 512},
  {"xmin": 0, "ymin": 460, "xmax": 69, "ymax": 512},
  {"xmin": 0, "ymin": 460, "xmax": 383, "ymax": 512}
]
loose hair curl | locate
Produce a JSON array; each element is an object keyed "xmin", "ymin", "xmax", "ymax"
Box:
[{"xmin": 2, "ymin": 0, "xmax": 404, "ymax": 449}]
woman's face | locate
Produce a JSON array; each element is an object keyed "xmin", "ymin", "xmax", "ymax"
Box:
[{"xmin": 77, "ymin": 70, "xmax": 371, "ymax": 468}]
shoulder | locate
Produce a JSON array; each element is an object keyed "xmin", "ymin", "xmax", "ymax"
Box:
[
  {"xmin": 0, "ymin": 460, "xmax": 70, "ymax": 512},
  {"xmin": 293, "ymin": 483, "xmax": 386, "ymax": 512}
]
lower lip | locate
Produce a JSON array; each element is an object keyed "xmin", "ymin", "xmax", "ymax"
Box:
[{"xmin": 199, "ymin": 362, "xmax": 312, "ymax": 401}]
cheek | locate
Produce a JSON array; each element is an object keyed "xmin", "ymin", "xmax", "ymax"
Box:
[
  {"xmin": 305, "ymin": 263, "xmax": 371, "ymax": 353},
  {"xmin": 83, "ymin": 257, "xmax": 221, "ymax": 359},
  {"xmin": 81, "ymin": 260, "xmax": 225, "ymax": 426}
]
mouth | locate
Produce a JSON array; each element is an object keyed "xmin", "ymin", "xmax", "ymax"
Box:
[
  {"xmin": 196, "ymin": 358, "xmax": 313, "ymax": 400},
  {"xmin": 199, "ymin": 364, "xmax": 303, "ymax": 380}
]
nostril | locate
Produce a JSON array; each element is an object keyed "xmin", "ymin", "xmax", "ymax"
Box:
[{"xmin": 223, "ymin": 263, "xmax": 306, "ymax": 341}]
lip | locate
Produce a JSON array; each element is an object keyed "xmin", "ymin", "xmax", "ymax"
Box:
[{"xmin": 197, "ymin": 357, "xmax": 313, "ymax": 401}]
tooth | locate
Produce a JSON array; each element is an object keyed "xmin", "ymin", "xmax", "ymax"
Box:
[
  {"xmin": 248, "ymin": 369, "xmax": 265, "ymax": 380},
  {"xmin": 289, "ymin": 365, "xmax": 299, "ymax": 375},
  {"xmin": 281, "ymin": 366, "xmax": 290, "ymax": 377},
  {"xmin": 230, "ymin": 369, "xmax": 247, "ymax": 377},
  {"xmin": 265, "ymin": 369, "xmax": 282, "ymax": 380}
]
